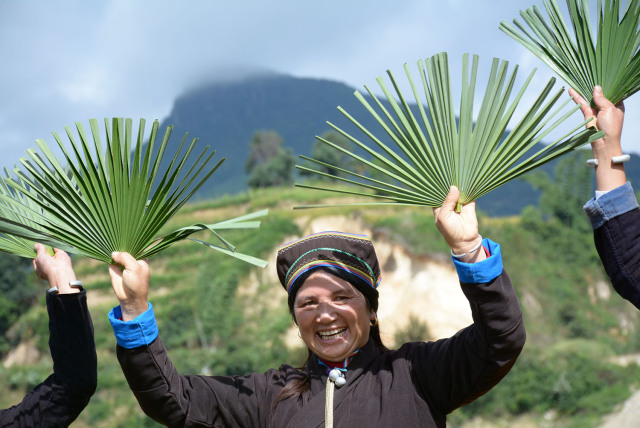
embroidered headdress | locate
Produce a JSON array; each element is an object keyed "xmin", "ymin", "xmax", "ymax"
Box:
[{"xmin": 276, "ymin": 231, "xmax": 381, "ymax": 306}]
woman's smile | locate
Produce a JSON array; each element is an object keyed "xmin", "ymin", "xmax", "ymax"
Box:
[{"xmin": 317, "ymin": 327, "xmax": 347, "ymax": 341}]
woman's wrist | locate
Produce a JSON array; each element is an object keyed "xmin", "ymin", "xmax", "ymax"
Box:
[
  {"xmin": 451, "ymin": 235, "xmax": 486, "ymax": 263},
  {"xmin": 47, "ymin": 271, "xmax": 80, "ymax": 294},
  {"xmin": 120, "ymin": 300, "xmax": 149, "ymax": 321},
  {"xmin": 457, "ymin": 248, "xmax": 487, "ymax": 263},
  {"xmin": 590, "ymin": 137, "xmax": 623, "ymax": 160},
  {"xmin": 590, "ymin": 138, "xmax": 627, "ymax": 191}
]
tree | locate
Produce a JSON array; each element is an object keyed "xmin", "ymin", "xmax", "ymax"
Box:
[
  {"xmin": 518, "ymin": 150, "xmax": 600, "ymax": 271},
  {"xmin": 246, "ymin": 131, "xmax": 295, "ymax": 188},
  {"xmin": 523, "ymin": 150, "xmax": 594, "ymax": 232},
  {"xmin": 394, "ymin": 313, "xmax": 431, "ymax": 345},
  {"xmin": 300, "ymin": 131, "xmax": 357, "ymax": 179},
  {"xmin": 245, "ymin": 131, "xmax": 284, "ymax": 173},
  {"xmin": 0, "ymin": 252, "xmax": 38, "ymax": 355}
]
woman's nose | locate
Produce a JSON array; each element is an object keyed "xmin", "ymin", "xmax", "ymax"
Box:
[{"xmin": 315, "ymin": 301, "xmax": 337, "ymax": 322}]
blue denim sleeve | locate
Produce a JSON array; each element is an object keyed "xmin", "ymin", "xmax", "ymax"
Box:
[
  {"xmin": 584, "ymin": 182, "xmax": 639, "ymax": 229},
  {"xmin": 108, "ymin": 302, "xmax": 159, "ymax": 349},
  {"xmin": 452, "ymin": 238, "xmax": 503, "ymax": 284}
]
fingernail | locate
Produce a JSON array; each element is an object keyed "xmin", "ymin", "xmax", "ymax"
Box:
[{"xmin": 595, "ymin": 85, "xmax": 602, "ymax": 93}]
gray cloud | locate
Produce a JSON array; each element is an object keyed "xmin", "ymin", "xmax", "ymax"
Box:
[{"xmin": 1, "ymin": 0, "xmax": 638, "ymax": 171}]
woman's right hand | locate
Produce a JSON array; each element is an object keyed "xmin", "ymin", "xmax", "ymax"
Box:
[
  {"xmin": 433, "ymin": 186, "xmax": 486, "ymax": 264},
  {"xmin": 108, "ymin": 252, "xmax": 150, "ymax": 321}
]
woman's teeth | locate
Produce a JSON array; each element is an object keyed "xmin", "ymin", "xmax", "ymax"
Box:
[{"xmin": 318, "ymin": 328, "xmax": 346, "ymax": 340}]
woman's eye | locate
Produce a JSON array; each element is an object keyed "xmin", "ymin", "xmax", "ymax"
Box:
[{"xmin": 334, "ymin": 296, "xmax": 348, "ymax": 303}]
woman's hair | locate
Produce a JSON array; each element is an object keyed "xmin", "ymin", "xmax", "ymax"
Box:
[{"xmin": 272, "ymin": 266, "xmax": 388, "ymax": 414}]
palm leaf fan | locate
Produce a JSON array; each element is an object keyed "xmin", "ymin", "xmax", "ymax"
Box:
[
  {"xmin": 0, "ymin": 118, "xmax": 268, "ymax": 267},
  {"xmin": 500, "ymin": 0, "xmax": 640, "ymax": 106},
  {"xmin": 295, "ymin": 52, "xmax": 604, "ymax": 211}
]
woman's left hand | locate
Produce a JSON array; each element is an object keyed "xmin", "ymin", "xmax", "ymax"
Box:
[{"xmin": 433, "ymin": 186, "xmax": 486, "ymax": 263}]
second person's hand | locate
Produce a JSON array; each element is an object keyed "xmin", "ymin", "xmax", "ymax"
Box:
[
  {"xmin": 33, "ymin": 243, "xmax": 80, "ymax": 294},
  {"xmin": 569, "ymin": 85, "xmax": 626, "ymax": 192}
]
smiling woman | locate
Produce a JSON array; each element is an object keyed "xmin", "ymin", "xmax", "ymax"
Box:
[
  {"xmin": 293, "ymin": 271, "xmax": 374, "ymax": 363},
  {"xmin": 101, "ymin": 185, "xmax": 526, "ymax": 428}
]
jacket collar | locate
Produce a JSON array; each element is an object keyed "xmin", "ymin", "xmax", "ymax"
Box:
[{"xmin": 285, "ymin": 338, "xmax": 382, "ymax": 428}]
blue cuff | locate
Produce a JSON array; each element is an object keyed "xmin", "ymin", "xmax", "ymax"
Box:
[
  {"xmin": 108, "ymin": 302, "xmax": 159, "ymax": 349},
  {"xmin": 584, "ymin": 182, "xmax": 639, "ymax": 229},
  {"xmin": 452, "ymin": 239, "xmax": 503, "ymax": 284}
]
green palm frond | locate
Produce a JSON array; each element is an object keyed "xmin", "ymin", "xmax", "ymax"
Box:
[
  {"xmin": 295, "ymin": 52, "xmax": 603, "ymax": 210},
  {"xmin": 500, "ymin": 0, "xmax": 640, "ymax": 105},
  {"xmin": 0, "ymin": 118, "xmax": 268, "ymax": 267},
  {"xmin": 0, "ymin": 168, "xmax": 53, "ymax": 258}
]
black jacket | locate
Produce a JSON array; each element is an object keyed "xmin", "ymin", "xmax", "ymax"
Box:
[
  {"xmin": 0, "ymin": 290, "xmax": 97, "ymax": 427},
  {"xmin": 117, "ymin": 271, "xmax": 525, "ymax": 427},
  {"xmin": 594, "ymin": 207, "xmax": 640, "ymax": 309}
]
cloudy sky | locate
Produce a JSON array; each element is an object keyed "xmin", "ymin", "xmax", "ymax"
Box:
[{"xmin": 1, "ymin": 0, "xmax": 638, "ymax": 172}]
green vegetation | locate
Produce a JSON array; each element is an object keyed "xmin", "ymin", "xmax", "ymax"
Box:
[
  {"xmin": 0, "ymin": 253, "xmax": 40, "ymax": 355},
  {"xmin": 448, "ymin": 155, "xmax": 640, "ymax": 426},
  {"xmin": 450, "ymin": 340, "xmax": 640, "ymax": 427},
  {"xmin": 0, "ymin": 166, "xmax": 638, "ymax": 427},
  {"xmin": 394, "ymin": 314, "xmax": 432, "ymax": 344},
  {"xmin": 246, "ymin": 130, "xmax": 296, "ymax": 189},
  {"xmin": 299, "ymin": 130, "xmax": 357, "ymax": 180}
]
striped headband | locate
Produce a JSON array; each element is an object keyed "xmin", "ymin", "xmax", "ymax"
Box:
[{"xmin": 276, "ymin": 231, "xmax": 382, "ymax": 298}]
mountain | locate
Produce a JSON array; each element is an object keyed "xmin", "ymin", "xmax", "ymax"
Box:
[
  {"xmin": 157, "ymin": 72, "xmax": 640, "ymax": 216},
  {"xmin": 158, "ymin": 73, "xmax": 361, "ymax": 195}
]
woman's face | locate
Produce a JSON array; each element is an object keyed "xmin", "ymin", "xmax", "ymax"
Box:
[{"xmin": 293, "ymin": 270, "xmax": 375, "ymax": 362}]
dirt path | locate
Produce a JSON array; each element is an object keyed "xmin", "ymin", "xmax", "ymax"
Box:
[{"xmin": 599, "ymin": 389, "xmax": 640, "ymax": 428}]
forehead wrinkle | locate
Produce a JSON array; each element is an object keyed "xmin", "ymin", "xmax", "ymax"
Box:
[
  {"xmin": 296, "ymin": 287, "xmax": 358, "ymax": 300},
  {"xmin": 295, "ymin": 277, "xmax": 360, "ymax": 301}
]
